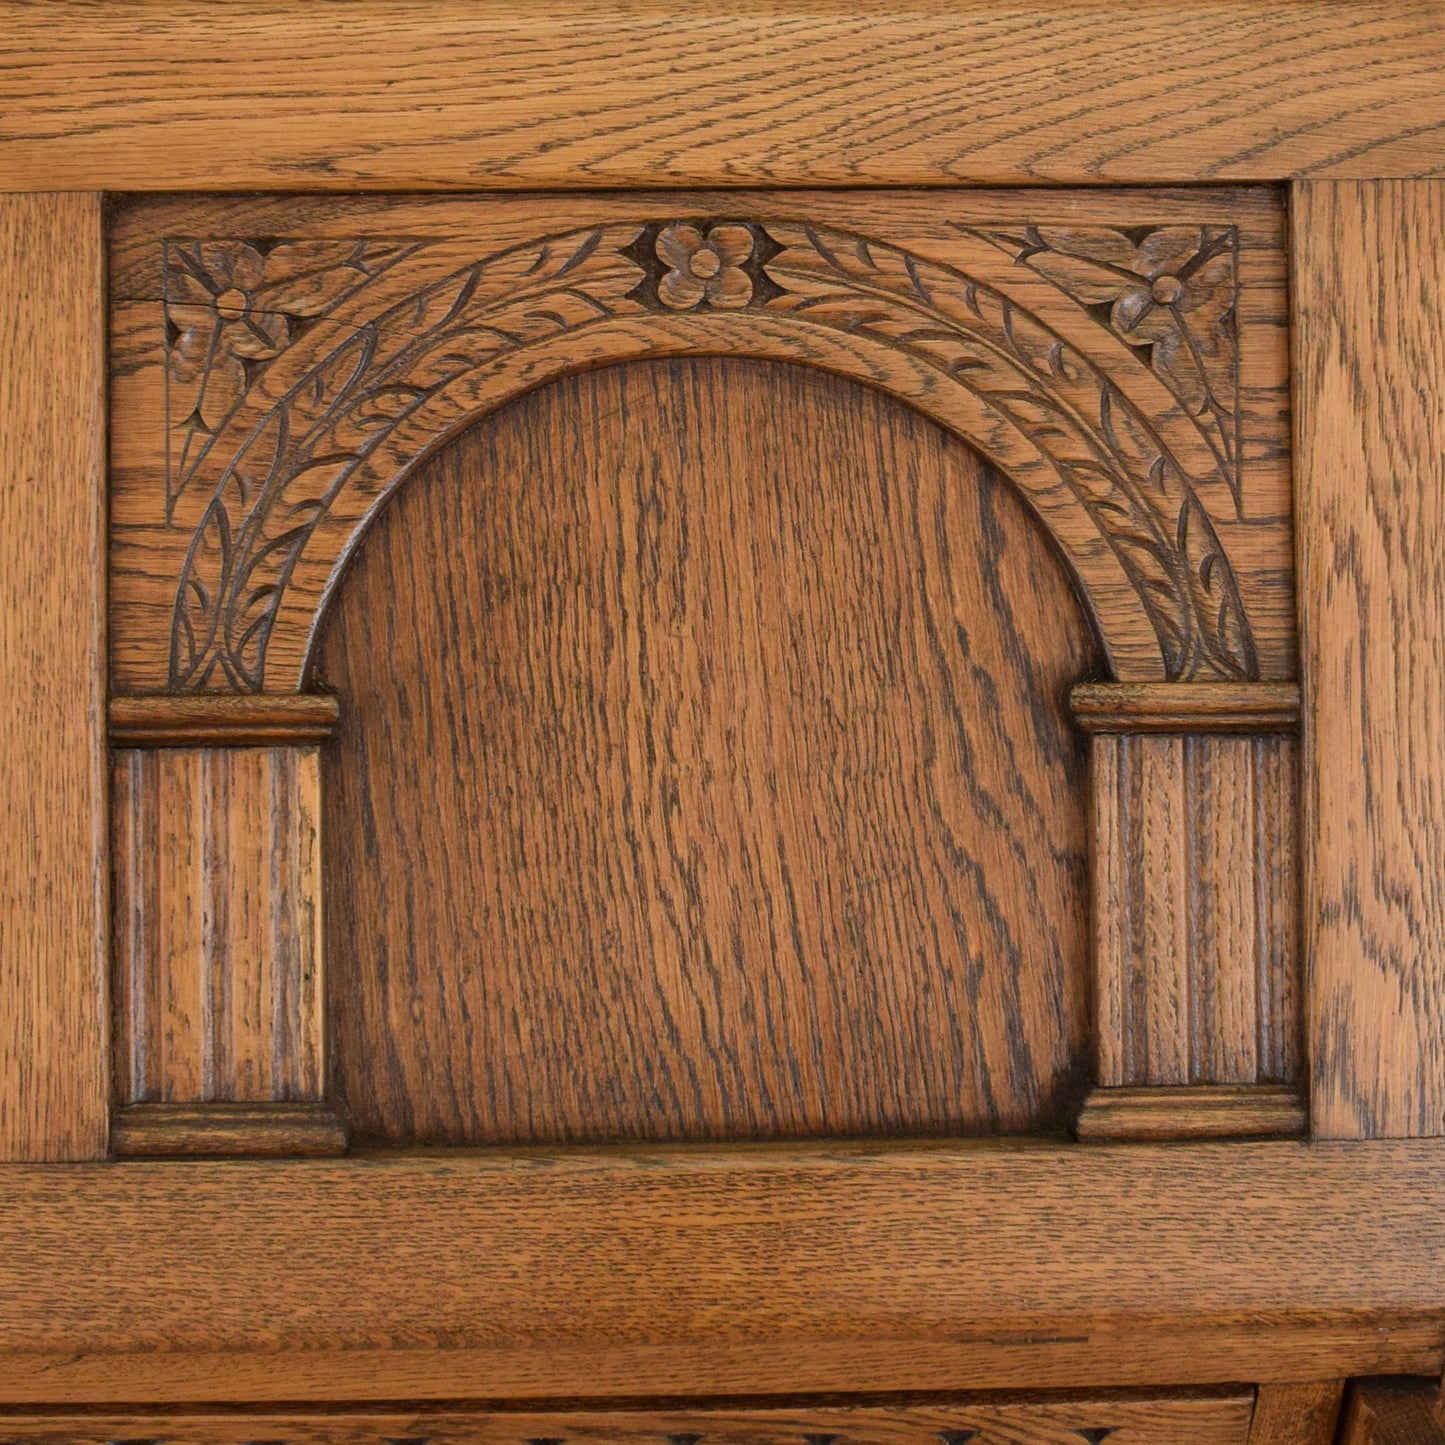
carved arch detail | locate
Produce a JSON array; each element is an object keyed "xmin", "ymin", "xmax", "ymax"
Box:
[{"xmin": 156, "ymin": 219, "xmax": 1265, "ymax": 692}]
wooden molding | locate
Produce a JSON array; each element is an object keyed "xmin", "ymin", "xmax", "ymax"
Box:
[
  {"xmin": 0, "ymin": 1398, "xmax": 1256, "ymax": 1445},
  {"xmin": 109, "ymin": 693, "xmax": 340, "ymax": 746},
  {"xmin": 1075, "ymin": 1086, "xmax": 1307, "ymax": 1143},
  {"xmin": 109, "ymin": 189, "xmax": 1293, "ymax": 693},
  {"xmin": 111, "ymin": 1103, "xmax": 348, "ymax": 1158},
  {"xmin": 1070, "ymin": 682, "xmax": 1302, "ymax": 734},
  {"xmin": 4, "ymin": 4, "xmax": 1445, "ymax": 190}
]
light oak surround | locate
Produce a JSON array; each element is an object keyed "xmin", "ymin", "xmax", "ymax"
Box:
[
  {"xmin": 1296, "ymin": 179, "xmax": 1445, "ymax": 1140},
  {"xmin": 0, "ymin": 1399, "xmax": 1258, "ymax": 1445},
  {"xmin": 1, "ymin": 1143, "xmax": 1444, "ymax": 1401},
  {"xmin": 2, "ymin": 0, "xmax": 1444, "ymax": 1429}
]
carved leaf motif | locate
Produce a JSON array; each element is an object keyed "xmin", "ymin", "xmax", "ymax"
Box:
[
  {"xmin": 163, "ymin": 238, "xmax": 422, "ymax": 517},
  {"xmin": 166, "ymin": 221, "xmax": 1257, "ymax": 690},
  {"xmin": 760, "ymin": 222, "xmax": 1253, "ymax": 681},
  {"xmin": 969, "ymin": 223, "xmax": 1241, "ymax": 506}
]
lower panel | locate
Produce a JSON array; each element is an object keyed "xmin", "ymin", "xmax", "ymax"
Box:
[{"xmin": 0, "ymin": 1399, "xmax": 1256, "ymax": 1445}]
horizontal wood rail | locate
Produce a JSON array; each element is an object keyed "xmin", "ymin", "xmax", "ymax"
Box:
[
  {"xmin": 1075, "ymin": 1085, "xmax": 1308, "ymax": 1142},
  {"xmin": 1, "ymin": 3, "xmax": 1444, "ymax": 191},
  {"xmin": 111, "ymin": 1103, "xmax": 349, "ymax": 1158},
  {"xmin": 2, "ymin": 1140, "xmax": 1443, "ymax": 1402}
]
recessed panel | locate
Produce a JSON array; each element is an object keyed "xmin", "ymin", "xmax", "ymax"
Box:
[{"xmin": 314, "ymin": 357, "xmax": 1099, "ymax": 1144}]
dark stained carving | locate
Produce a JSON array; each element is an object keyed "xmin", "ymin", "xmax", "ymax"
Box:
[
  {"xmin": 163, "ymin": 238, "xmax": 420, "ymax": 517},
  {"xmin": 160, "ymin": 220, "xmax": 1256, "ymax": 691},
  {"xmin": 970, "ymin": 225, "xmax": 1241, "ymax": 505}
]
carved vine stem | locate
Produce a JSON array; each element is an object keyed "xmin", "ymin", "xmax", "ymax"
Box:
[{"xmin": 163, "ymin": 222, "xmax": 1255, "ymax": 690}]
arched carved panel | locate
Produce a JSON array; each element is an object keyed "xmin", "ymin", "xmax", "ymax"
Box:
[
  {"xmin": 108, "ymin": 190, "xmax": 1293, "ymax": 694},
  {"xmin": 104, "ymin": 190, "xmax": 1300, "ymax": 1155}
]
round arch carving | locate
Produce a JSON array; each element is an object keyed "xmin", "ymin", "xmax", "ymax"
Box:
[{"xmin": 157, "ymin": 219, "xmax": 1261, "ymax": 692}]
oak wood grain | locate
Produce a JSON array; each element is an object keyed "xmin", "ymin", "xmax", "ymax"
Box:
[
  {"xmin": 0, "ymin": 1398, "xmax": 1257, "ymax": 1445},
  {"xmin": 107, "ymin": 188, "xmax": 1294, "ymax": 693},
  {"xmin": 4, "ymin": 4, "xmax": 1445, "ymax": 190},
  {"xmin": 1296, "ymin": 180, "xmax": 1445, "ymax": 1138},
  {"xmin": 113, "ymin": 747, "xmax": 324, "ymax": 1106},
  {"xmin": 316, "ymin": 357, "xmax": 1097, "ymax": 1145},
  {"xmin": 1090, "ymin": 734, "xmax": 1299, "ymax": 1088},
  {"xmin": 0, "ymin": 191, "xmax": 107, "ymax": 1160},
  {"xmin": 1247, "ymin": 1382, "xmax": 1345, "ymax": 1445},
  {"xmin": 1070, "ymin": 682, "xmax": 1301, "ymax": 734},
  {"xmin": 0, "ymin": 1141, "xmax": 1444, "ymax": 1402}
]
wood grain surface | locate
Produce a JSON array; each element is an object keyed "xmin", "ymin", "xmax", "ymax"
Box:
[
  {"xmin": 0, "ymin": 192, "xmax": 108, "ymax": 1161},
  {"xmin": 1069, "ymin": 682, "xmax": 1301, "ymax": 734},
  {"xmin": 0, "ymin": 1398, "xmax": 1257, "ymax": 1445},
  {"xmin": 5, "ymin": 4, "xmax": 1445, "ymax": 190},
  {"xmin": 109, "ymin": 693, "xmax": 341, "ymax": 747},
  {"xmin": 1296, "ymin": 180, "xmax": 1445, "ymax": 1138},
  {"xmin": 316, "ymin": 358, "xmax": 1097, "ymax": 1145},
  {"xmin": 107, "ymin": 188, "xmax": 1294, "ymax": 693},
  {"xmin": 1090, "ymin": 734, "xmax": 1298, "ymax": 1088},
  {"xmin": 1, "ymin": 1141, "xmax": 1444, "ymax": 1402},
  {"xmin": 113, "ymin": 747, "xmax": 323, "ymax": 1106},
  {"xmin": 1247, "ymin": 1383, "xmax": 1345, "ymax": 1445}
]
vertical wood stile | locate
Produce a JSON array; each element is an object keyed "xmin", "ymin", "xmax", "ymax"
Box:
[
  {"xmin": 108, "ymin": 696, "xmax": 340, "ymax": 1155},
  {"xmin": 113, "ymin": 747, "xmax": 324, "ymax": 1107},
  {"xmin": 0, "ymin": 192, "xmax": 108, "ymax": 1160},
  {"xmin": 1296, "ymin": 179, "xmax": 1445, "ymax": 1138}
]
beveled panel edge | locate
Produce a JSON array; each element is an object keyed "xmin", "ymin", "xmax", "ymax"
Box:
[
  {"xmin": 109, "ymin": 692, "xmax": 340, "ymax": 746},
  {"xmin": 1075, "ymin": 1085, "xmax": 1307, "ymax": 1143},
  {"xmin": 111, "ymin": 1102, "xmax": 349, "ymax": 1158},
  {"xmin": 1070, "ymin": 682, "xmax": 1301, "ymax": 734}
]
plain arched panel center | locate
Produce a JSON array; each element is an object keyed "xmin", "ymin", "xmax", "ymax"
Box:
[{"xmin": 313, "ymin": 357, "xmax": 1099, "ymax": 1145}]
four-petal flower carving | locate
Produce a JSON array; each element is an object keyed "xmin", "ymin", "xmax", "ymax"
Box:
[{"xmin": 655, "ymin": 223, "xmax": 756, "ymax": 310}]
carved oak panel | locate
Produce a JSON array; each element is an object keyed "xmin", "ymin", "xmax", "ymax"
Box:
[{"xmin": 105, "ymin": 188, "xmax": 1298, "ymax": 1152}]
